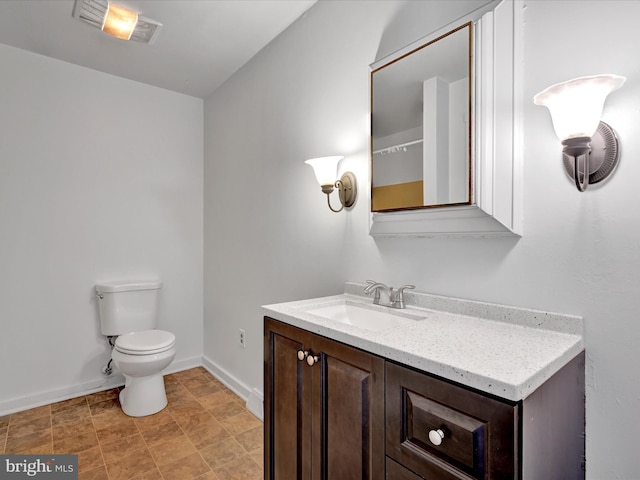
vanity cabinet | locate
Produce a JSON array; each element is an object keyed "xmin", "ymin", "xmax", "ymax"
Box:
[
  {"xmin": 265, "ymin": 316, "xmax": 585, "ymax": 480},
  {"xmin": 264, "ymin": 317, "xmax": 385, "ymax": 480}
]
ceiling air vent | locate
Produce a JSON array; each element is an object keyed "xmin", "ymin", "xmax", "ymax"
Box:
[{"xmin": 72, "ymin": 0, "xmax": 163, "ymax": 45}]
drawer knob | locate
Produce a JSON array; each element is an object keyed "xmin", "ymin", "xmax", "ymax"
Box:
[
  {"xmin": 297, "ymin": 350, "xmax": 308, "ymax": 361},
  {"xmin": 306, "ymin": 354, "xmax": 320, "ymax": 366},
  {"xmin": 428, "ymin": 429, "xmax": 445, "ymax": 446}
]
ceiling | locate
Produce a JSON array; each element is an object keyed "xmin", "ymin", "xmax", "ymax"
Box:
[{"xmin": 0, "ymin": 0, "xmax": 317, "ymax": 99}]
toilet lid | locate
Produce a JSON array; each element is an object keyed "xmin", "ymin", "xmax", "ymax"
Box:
[{"xmin": 115, "ymin": 330, "xmax": 175, "ymax": 355}]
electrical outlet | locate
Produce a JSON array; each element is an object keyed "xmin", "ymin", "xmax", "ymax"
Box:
[{"xmin": 239, "ymin": 329, "xmax": 246, "ymax": 348}]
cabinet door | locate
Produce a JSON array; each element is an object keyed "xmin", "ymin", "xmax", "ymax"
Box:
[
  {"xmin": 264, "ymin": 318, "xmax": 313, "ymax": 480},
  {"xmin": 310, "ymin": 333, "xmax": 385, "ymax": 480}
]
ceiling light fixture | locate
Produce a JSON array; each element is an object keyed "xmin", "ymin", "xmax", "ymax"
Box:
[
  {"xmin": 73, "ymin": 0, "xmax": 163, "ymax": 44},
  {"xmin": 102, "ymin": 2, "xmax": 138, "ymax": 40}
]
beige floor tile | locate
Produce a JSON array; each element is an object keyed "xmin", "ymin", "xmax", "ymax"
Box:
[
  {"xmin": 157, "ymin": 451, "xmax": 212, "ymax": 480},
  {"xmin": 52, "ymin": 403, "xmax": 92, "ymax": 427},
  {"xmin": 148, "ymin": 434, "xmax": 197, "ymax": 465},
  {"xmin": 199, "ymin": 437, "xmax": 246, "ymax": 469},
  {"xmin": 9, "ymin": 405, "xmax": 51, "ymax": 426},
  {"xmin": 76, "ymin": 445, "xmax": 105, "ymax": 473},
  {"xmin": 198, "ymin": 390, "xmax": 235, "ymax": 410},
  {"xmin": 131, "ymin": 467, "xmax": 165, "ymax": 479},
  {"xmin": 172, "ymin": 410, "xmax": 220, "ymax": 434},
  {"xmin": 249, "ymin": 447, "xmax": 263, "ymax": 467},
  {"xmin": 4, "ymin": 429, "xmax": 51, "ymax": 453},
  {"xmin": 213, "ymin": 455, "xmax": 263, "ymax": 480},
  {"xmin": 187, "ymin": 381, "xmax": 224, "ymax": 398},
  {"xmin": 100, "ymin": 432, "xmax": 147, "ymax": 464},
  {"xmin": 51, "ymin": 396, "xmax": 88, "ymax": 413},
  {"xmin": 166, "ymin": 385, "xmax": 196, "ymax": 404},
  {"xmin": 7, "ymin": 415, "xmax": 51, "ymax": 438},
  {"xmin": 88, "ymin": 398, "xmax": 122, "ymax": 417},
  {"xmin": 208, "ymin": 401, "xmax": 245, "ymax": 421},
  {"xmin": 219, "ymin": 411, "xmax": 262, "ymax": 437},
  {"xmin": 78, "ymin": 464, "xmax": 109, "ymax": 480},
  {"xmin": 169, "ymin": 398, "xmax": 207, "ymax": 422},
  {"xmin": 185, "ymin": 420, "xmax": 231, "ymax": 449},
  {"xmin": 235, "ymin": 425, "xmax": 263, "ymax": 453},
  {"xmin": 1, "ymin": 367, "xmax": 264, "ymax": 479},
  {"xmin": 140, "ymin": 419, "xmax": 184, "ymax": 448},
  {"xmin": 95, "ymin": 416, "xmax": 138, "ymax": 444},
  {"xmin": 53, "ymin": 427, "xmax": 99, "ymax": 453},
  {"xmin": 133, "ymin": 407, "xmax": 173, "ymax": 431},
  {"xmin": 105, "ymin": 448, "xmax": 156, "ymax": 479},
  {"xmin": 85, "ymin": 388, "xmax": 120, "ymax": 405},
  {"xmin": 196, "ymin": 471, "xmax": 220, "ymax": 479}
]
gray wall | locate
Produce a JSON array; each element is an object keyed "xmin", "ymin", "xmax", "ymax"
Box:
[
  {"xmin": 0, "ymin": 44, "xmax": 204, "ymax": 412},
  {"xmin": 204, "ymin": 1, "xmax": 640, "ymax": 478}
]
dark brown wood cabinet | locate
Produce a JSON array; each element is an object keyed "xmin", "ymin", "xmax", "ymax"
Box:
[
  {"xmin": 385, "ymin": 355, "xmax": 585, "ymax": 480},
  {"xmin": 264, "ymin": 317, "xmax": 385, "ymax": 480},
  {"xmin": 265, "ymin": 317, "xmax": 585, "ymax": 480}
]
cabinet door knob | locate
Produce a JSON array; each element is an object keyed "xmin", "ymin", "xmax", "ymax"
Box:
[
  {"xmin": 306, "ymin": 354, "xmax": 320, "ymax": 366},
  {"xmin": 428, "ymin": 429, "xmax": 445, "ymax": 446},
  {"xmin": 297, "ymin": 349, "xmax": 309, "ymax": 361}
]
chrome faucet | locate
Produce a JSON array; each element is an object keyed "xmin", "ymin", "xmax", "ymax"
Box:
[
  {"xmin": 364, "ymin": 280, "xmax": 388, "ymax": 305},
  {"xmin": 364, "ymin": 281, "xmax": 415, "ymax": 309}
]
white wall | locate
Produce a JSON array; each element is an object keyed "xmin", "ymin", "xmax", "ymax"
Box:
[
  {"xmin": 0, "ymin": 44, "xmax": 204, "ymax": 413},
  {"xmin": 204, "ymin": 0, "xmax": 640, "ymax": 477}
]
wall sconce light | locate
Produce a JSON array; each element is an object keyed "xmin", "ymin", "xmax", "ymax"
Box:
[
  {"xmin": 305, "ymin": 156, "xmax": 357, "ymax": 213},
  {"xmin": 534, "ymin": 74, "xmax": 626, "ymax": 191}
]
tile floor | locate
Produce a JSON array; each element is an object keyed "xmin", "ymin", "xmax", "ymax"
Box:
[{"xmin": 0, "ymin": 367, "xmax": 264, "ymax": 480}]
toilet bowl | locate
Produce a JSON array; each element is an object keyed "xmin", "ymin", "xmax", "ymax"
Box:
[{"xmin": 112, "ymin": 329, "xmax": 176, "ymax": 417}]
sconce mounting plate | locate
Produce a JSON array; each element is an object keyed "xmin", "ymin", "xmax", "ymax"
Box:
[
  {"xmin": 338, "ymin": 172, "xmax": 357, "ymax": 208},
  {"xmin": 562, "ymin": 121, "xmax": 619, "ymax": 185}
]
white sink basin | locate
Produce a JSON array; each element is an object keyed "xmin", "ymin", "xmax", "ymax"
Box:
[{"xmin": 304, "ymin": 301, "xmax": 425, "ymax": 332}]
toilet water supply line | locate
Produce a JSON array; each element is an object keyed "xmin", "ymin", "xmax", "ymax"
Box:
[{"xmin": 102, "ymin": 335, "xmax": 117, "ymax": 376}]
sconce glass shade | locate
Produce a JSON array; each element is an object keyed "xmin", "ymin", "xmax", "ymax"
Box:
[
  {"xmin": 533, "ymin": 74, "xmax": 626, "ymax": 141},
  {"xmin": 305, "ymin": 156, "xmax": 344, "ymax": 187},
  {"xmin": 102, "ymin": 2, "xmax": 138, "ymax": 40}
]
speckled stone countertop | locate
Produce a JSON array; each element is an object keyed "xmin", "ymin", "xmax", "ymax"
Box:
[{"xmin": 262, "ymin": 282, "xmax": 583, "ymax": 402}]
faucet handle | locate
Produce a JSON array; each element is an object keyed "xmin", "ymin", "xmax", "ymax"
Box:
[
  {"xmin": 392, "ymin": 285, "xmax": 415, "ymax": 309},
  {"xmin": 397, "ymin": 284, "xmax": 415, "ymax": 294}
]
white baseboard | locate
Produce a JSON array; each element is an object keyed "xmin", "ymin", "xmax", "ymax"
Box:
[
  {"xmin": 0, "ymin": 355, "xmax": 202, "ymax": 417},
  {"xmin": 246, "ymin": 388, "xmax": 264, "ymax": 421},
  {"xmin": 0, "ymin": 355, "xmax": 264, "ymax": 420},
  {"xmin": 0, "ymin": 373, "xmax": 126, "ymax": 417},
  {"xmin": 202, "ymin": 355, "xmax": 264, "ymax": 421}
]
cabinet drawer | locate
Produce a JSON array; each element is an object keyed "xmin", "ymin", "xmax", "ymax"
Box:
[
  {"xmin": 386, "ymin": 457, "xmax": 423, "ymax": 480},
  {"xmin": 386, "ymin": 362, "xmax": 517, "ymax": 479}
]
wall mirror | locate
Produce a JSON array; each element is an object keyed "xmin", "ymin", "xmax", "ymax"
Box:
[
  {"xmin": 369, "ymin": 0, "xmax": 523, "ymax": 237},
  {"xmin": 371, "ymin": 23, "xmax": 472, "ymax": 212}
]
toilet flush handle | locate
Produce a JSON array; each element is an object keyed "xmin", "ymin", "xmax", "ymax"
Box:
[{"xmin": 96, "ymin": 292, "xmax": 104, "ymax": 299}]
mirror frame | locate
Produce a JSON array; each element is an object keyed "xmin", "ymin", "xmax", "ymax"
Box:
[
  {"xmin": 371, "ymin": 22, "xmax": 473, "ymax": 212},
  {"xmin": 369, "ymin": 0, "xmax": 523, "ymax": 237}
]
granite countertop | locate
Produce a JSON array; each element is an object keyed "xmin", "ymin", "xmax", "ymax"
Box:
[{"xmin": 262, "ymin": 283, "xmax": 584, "ymax": 402}]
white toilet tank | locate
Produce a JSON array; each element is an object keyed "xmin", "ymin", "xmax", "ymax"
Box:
[{"xmin": 96, "ymin": 280, "xmax": 161, "ymax": 336}]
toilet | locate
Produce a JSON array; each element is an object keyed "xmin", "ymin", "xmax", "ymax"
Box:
[{"xmin": 95, "ymin": 280, "xmax": 176, "ymax": 417}]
